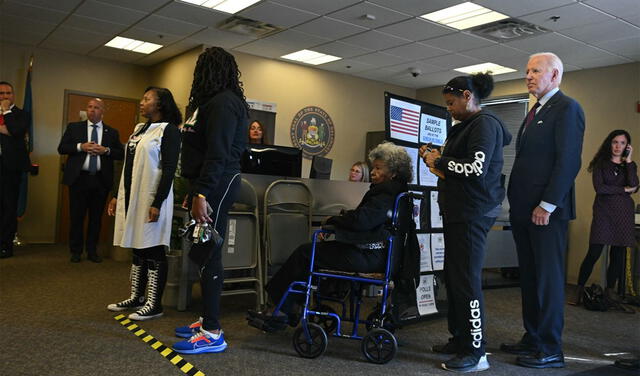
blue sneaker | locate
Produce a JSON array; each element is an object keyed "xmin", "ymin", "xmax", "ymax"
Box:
[
  {"xmin": 175, "ymin": 317, "xmax": 203, "ymax": 338},
  {"xmin": 172, "ymin": 329, "xmax": 227, "ymax": 354}
]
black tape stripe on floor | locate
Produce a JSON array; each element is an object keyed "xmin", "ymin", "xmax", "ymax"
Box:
[{"xmin": 114, "ymin": 314, "xmax": 205, "ymax": 376}]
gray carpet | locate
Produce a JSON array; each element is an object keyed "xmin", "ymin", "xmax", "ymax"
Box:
[{"xmin": 1, "ymin": 244, "xmax": 639, "ymax": 376}]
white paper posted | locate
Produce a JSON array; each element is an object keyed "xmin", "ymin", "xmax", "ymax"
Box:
[
  {"xmin": 417, "ymin": 233, "xmax": 432, "ymax": 272},
  {"xmin": 416, "ymin": 274, "xmax": 438, "ymax": 316},
  {"xmin": 430, "ymin": 191, "xmax": 443, "ymax": 228},
  {"xmin": 431, "ymin": 233, "xmax": 445, "ymax": 271}
]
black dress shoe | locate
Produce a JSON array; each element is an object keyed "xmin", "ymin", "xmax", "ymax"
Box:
[
  {"xmin": 70, "ymin": 254, "xmax": 81, "ymax": 263},
  {"xmin": 500, "ymin": 341, "xmax": 537, "ymax": 355},
  {"xmin": 88, "ymin": 254, "xmax": 102, "ymax": 263},
  {"xmin": 516, "ymin": 352, "xmax": 564, "ymax": 369},
  {"xmin": 0, "ymin": 249, "xmax": 13, "ymax": 259}
]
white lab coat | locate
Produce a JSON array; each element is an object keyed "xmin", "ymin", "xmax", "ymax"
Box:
[{"xmin": 113, "ymin": 122, "xmax": 173, "ymax": 249}]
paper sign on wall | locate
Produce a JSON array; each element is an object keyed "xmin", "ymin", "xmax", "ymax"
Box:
[
  {"xmin": 431, "ymin": 233, "xmax": 445, "ymax": 271},
  {"xmin": 430, "ymin": 191, "xmax": 443, "ymax": 228},
  {"xmin": 416, "ymin": 274, "xmax": 437, "ymax": 316},
  {"xmin": 417, "ymin": 233, "xmax": 432, "ymax": 272}
]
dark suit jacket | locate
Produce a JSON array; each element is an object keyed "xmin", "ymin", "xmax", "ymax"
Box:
[
  {"xmin": 508, "ymin": 90, "xmax": 585, "ymax": 221},
  {"xmin": 58, "ymin": 121, "xmax": 124, "ymax": 189},
  {"xmin": 0, "ymin": 106, "xmax": 30, "ymax": 172}
]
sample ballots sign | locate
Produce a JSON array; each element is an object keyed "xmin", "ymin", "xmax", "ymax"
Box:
[
  {"xmin": 389, "ymin": 98, "xmax": 420, "ymax": 143},
  {"xmin": 420, "ymin": 113, "xmax": 446, "ymax": 145}
]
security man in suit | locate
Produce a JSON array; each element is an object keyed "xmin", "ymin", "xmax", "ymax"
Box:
[
  {"xmin": 0, "ymin": 81, "xmax": 30, "ymax": 259},
  {"xmin": 502, "ymin": 52, "xmax": 585, "ymax": 369},
  {"xmin": 58, "ymin": 98, "xmax": 124, "ymax": 263}
]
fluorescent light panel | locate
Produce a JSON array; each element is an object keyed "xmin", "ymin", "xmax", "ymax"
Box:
[
  {"xmin": 105, "ymin": 36, "xmax": 162, "ymax": 54},
  {"xmin": 179, "ymin": 0, "xmax": 260, "ymax": 13},
  {"xmin": 421, "ymin": 2, "xmax": 508, "ymax": 30},
  {"xmin": 281, "ymin": 49, "xmax": 341, "ymax": 65},
  {"xmin": 454, "ymin": 62, "xmax": 516, "ymax": 75}
]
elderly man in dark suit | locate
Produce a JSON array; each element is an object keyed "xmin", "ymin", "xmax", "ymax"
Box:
[
  {"xmin": 0, "ymin": 81, "xmax": 30, "ymax": 259},
  {"xmin": 58, "ymin": 98, "xmax": 124, "ymax": 263},
  {"xmin": 502, "ymin": 52, "xmax": 585, "ymax": 369}
]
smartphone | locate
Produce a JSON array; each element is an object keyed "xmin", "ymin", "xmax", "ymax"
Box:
[{"xmin": 622, "ymin": 146, "xmax": 630, "ymax": 158}]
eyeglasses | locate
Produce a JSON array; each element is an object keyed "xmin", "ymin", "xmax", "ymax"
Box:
[{"xmin": 443, "ymin": 85, "xmax": 465, "ymax": 93}]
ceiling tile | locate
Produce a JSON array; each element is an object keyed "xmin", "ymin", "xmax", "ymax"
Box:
[
  {"xmin": 312, "ymin": 41, "xmax": 373, "ymax": 58},
  {"xmin": 135, "ymin": 14, "xmax": 205, "ymax": 37},
  {"xmin": 155, "ymin": 2, "xmax": 229, "ymax": 27},
  {"xmin": 271, "ymin": 0, "xmax": 360, "ymax": 15},
  {"xmin": 293, "ymin": 16, "xmax": 367, "ymax": 40},
  {"xmin": 63, "ymin": 15, "xmax": 128, "ymax": 35},
  {"xmin": 350, "ymin": 52, "xmax": 407, "ymax": 67},
  {"xmin": 421, "ymin": 32, "xmax": 495, "ymax": 52},
  {"xmin": 75, "ymin": 0, "xmax": 147, "ymax": 26},
  {"xmin": 121, "ymin": 27, "xmax": 183, "ymax": 46},
  {"xmin": 383, "ymin": 61, "xmax": 445, "ymax": 75},
  {"xmin": 423, "ymin": 53, "xmax": 483, "ymax": 69},
  {"xmin": 187, "ymin": 28, "xmax": 256, "ymax": 48},
  {"xmin": 39, "ymin": 37, "xmax": 101, "ymax": 55},
  {"xmin": 560, "ymin": 19, "xmax": 640, "ymax": 45},
  {"xmin": 504, "ymin": 32, "xmax": 602, "ymax": 62},
  {"xmin": 14, "ymin": 0, "xmax": 83, "ymax": 12},
  {"xmin": 593, "ymin": 36, "xmax": 640, "ymax": 60},
  {"xmin": 382, "ymin": 42, "xmax": 450, "ymax": 61},
  {"xmin": 41, "ymin": 26, "xmax": 113, "ymax": 54},
  {"xmin": 570, "ymin": 55, "xmax": 633, "ymax": 69},
  {"xmin": 341, "ymin": 30, "xmax": 411, "ymax": 51},
  {"xmin": 233, "ymin": 38, "xmax": 299, "ymax": 59},
  {"xmin": 0, "ymin": 15, "xmax": 53, "ymax": 45},
  {"xmin": 319, "ymin": 59, "xmax": 375, "ymax": 73},
  {"xmin": 89, "ymin": 46, "xmax": 147, "ymax": 63},
  {"xmin": 461, "ymin": 44, "xmax": 529, "ymax": 61},
  {"xmin": 585, "ymin": 0, "xmax": 640, "ymax": 27},
  {"xmin": 238, "ymin": 1, "xmax": 318, "ymax": 28},
  {"xmin": 377, "ymin": 17, "xmax": 455, "ymax": 42},
  {"xmin": 355, "ymin": 67, "xmax": 399, "ymax": 80},
  {"xmin": 101, "ymin": 0, "xmax": 172, "ymax": 12},
  {"xmin": 367, "ymin": 0, "xmax": 463, "ymax": 17},
  {"xmin": 261, "ymin": 29, "xmax": 330, "ymax": 51},
  {"xmin": 136, "ymin": 40, "xmax": 201, "ymax": 65},
  {"xmin": 328, "ymin": 1, "xmax": 411, "ymax": 29},
  {"xmin": 473, "ymin": 0, "xmax": 576, "ymax": 18},
  {"xmin": 1, "ymin": 1, "xmax": 68, "ymax": 24},
  {"xmin": 519, "ymin": 2, "xmax": 615, "ymax": 32}
]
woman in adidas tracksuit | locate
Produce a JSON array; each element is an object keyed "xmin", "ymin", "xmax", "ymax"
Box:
[
  {"xmin": 172, "ymin": 47, "xmax": 249, "ymax": 355},
  {"xmin": 420, "ymin": 73, "xmax": 511, "ymax": 373}
]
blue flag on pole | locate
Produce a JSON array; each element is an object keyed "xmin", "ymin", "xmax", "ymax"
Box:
[{"xmin": 17, "ymin": 56, "xmax": 33, "ymax": 218}]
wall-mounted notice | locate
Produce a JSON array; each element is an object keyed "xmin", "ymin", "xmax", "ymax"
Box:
[
  {"xmin": 420, "ymin": 113, "xmax": 447, "ymax": 146},
  {"xmin": 417, "ymin": 233, "xmax": 432, "ymax": 272},
  {"xmin": 431, "ymin": 233, "xmax": 445, "ymax": 271},
  {"xmin": 419, "ymin": 157, "xmax": 438, "ymax": 187},
  {"xmin": 412, "ymin": 192, "xmax": 422, "ymax": 230},
  {"xmin": 416, "ymin": 274, "xmax": 437, "ymax": 316},
  {"xmin": 430, "ymin": 191, "xmax": 443, "ymax": 228}
]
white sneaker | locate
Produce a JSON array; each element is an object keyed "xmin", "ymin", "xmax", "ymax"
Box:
[{"xmin": 442, "ymin": 354, "xmax": 490, "ymax": 373}]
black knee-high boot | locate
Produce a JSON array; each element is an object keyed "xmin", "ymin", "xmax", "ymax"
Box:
[
  {"xmin": 129, "ymin": 259, "xmax": 168, "ymax": 321},
  {"xmin": 107, "ymin": 254, "xmax": 148, "ymax": 311}
]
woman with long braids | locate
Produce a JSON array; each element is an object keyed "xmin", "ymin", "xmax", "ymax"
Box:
[
  {"xmin": 570, "ymin": 130, "xmax": 638, "ymax": 305},
  {"xmin": 172, "ymin": 47, "xmax": 249, "ymax": 354}
]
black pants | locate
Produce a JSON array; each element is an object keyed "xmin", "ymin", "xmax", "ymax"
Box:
[
  {"xmin": 189, "ymin": 173, "xmax": 240, "ymax": 331},
  {"xmin": 511, "ymin": 217, "xmax": 568, "ymax": 355},
  {"xmin": 68, "ymin": 173, "xmax": 108, "ymax": 256},
  {"xmin": 133, "ymin": 246, "xmax": 167, "ymax": 262},
  {"xmin": 443, "ymin": 216, "xmax": 495, "ymax": 358},
  {"xmin": 577, "ymin": 244, "xmax": 626, "ymax": 288},
  {"xmin": 0, "ymin": 167, "xmax": 21, "ymax": 251},
  {"xmin": 265, "ymin": 240, "xmax": 387, "ymax": 315}
]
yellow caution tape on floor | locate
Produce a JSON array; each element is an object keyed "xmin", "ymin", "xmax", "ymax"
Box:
[{"xmin": 114, "ymin": 315, "xmax": 206, "ymax": 376}]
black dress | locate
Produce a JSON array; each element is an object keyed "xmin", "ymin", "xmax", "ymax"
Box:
[{"xmin": 589, "ymin": 161, "xmax": 638, "ymax": 247}]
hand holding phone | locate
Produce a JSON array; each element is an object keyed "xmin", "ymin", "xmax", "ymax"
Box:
[{"xmin": 622, "ymin": 145, "xmax": 631, "ymax": 159}]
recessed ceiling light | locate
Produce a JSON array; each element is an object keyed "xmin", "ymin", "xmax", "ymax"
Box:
[
  {"xmin": 179, "ymin": 0, "xmax": 260, "ymax": 14},
  {"xmin": 281, "ymin": 49, "xmax": 341, "ymax": 65},
  {"xmin": 105, "ymin": 36, "xmax": 162, "ymax": 54},
  {"xmin": 421, "ymin": 2, "xmax": 508, "ymax": 30},
  {"xmin": 454, "ymin": 62, "xmax": 516, "ymax": 75}
]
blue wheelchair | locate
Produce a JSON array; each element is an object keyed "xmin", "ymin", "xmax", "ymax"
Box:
[{"xmin": 273, "ymin": 192, "xmax": 419, "ymax": 364}]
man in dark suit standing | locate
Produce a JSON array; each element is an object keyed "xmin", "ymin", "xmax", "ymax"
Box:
[
  {"xmin": 58, "ymin": 98, "xmax": 124, "ymax": 263},
  {"xmin": 0, "ymin": 81, "xmax": 30, "ymax": 259},
  {"xmin": 502, "ymin": 52, "xmax": 585, "ymax": 369}
]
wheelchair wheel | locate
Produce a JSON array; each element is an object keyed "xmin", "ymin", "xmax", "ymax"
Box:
[
  {"xmin": 292, "ymin": 323, "xmax": 328, "ymax": 359},
  {"xmin": 309, "ymin": 304, "xmax": 338, "ymax": 333},
  {"xmin": 361, "ymin": 328, "xmax": 397, "ymax": 364},
  {"xmin": 365, "ymin": 311, "xmax": 396, "ymax": 333}
]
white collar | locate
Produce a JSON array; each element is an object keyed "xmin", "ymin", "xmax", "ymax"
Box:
[{"xmin": 537, "ymin": 87, "xmax": 559, "ymax": 109}]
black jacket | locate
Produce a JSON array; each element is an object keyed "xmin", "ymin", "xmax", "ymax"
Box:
[
  {"xmin": 57, "ymin": 121, "xmax": 124, "ymax": 189},
  {"xmin": 0, "ymin": 106, "xmax": 30, "ymax": 172},
  {"xmin": 327, "ymin": 179, "xmax": 408, "ymax": 244},
  {"xmin": 181, "ymin": 90, "xmax": 248, "ymax": 197},
  {"xmin": 435, "ymin": 110, "xmax": 512, "ymax": 223}
]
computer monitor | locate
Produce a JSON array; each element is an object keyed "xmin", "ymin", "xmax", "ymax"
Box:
[
  {"xmin": 241, "ymin": 144, "xmax": 302, "ymax": 177},
  {"xmin": 309, "ymin": 155, "xmax": 332, "ymax": 179}
]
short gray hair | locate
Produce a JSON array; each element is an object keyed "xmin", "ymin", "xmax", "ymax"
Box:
[
  {"xmin": 368, "ymin": 141, "xmax": 413, "ymax": 183},
  {"xmin": 530, "ymin": 52, "xmax": 564, "ymax": 84}
]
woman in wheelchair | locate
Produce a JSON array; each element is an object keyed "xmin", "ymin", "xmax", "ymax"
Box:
[{"xmin": 248, "ymin": 142, "xmax": 412, "ymax": 332}]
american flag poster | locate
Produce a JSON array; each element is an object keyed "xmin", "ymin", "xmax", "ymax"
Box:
[{"xmin": 389, "ymin": 98, "xmax": 421, "ymax": 143}]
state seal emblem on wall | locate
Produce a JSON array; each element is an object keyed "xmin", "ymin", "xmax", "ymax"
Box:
[{"xmin": 290, "ymin": 106, "xmax": 335, "ymax": 159}]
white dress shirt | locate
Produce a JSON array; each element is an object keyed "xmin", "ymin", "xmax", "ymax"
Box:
[{"xmin": 76, "ymin": 120, "xmax": 104, "ymax": 171}]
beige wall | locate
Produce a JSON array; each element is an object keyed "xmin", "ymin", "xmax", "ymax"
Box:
[
  {"xmin": 417, "ymin": 62, "xmax": 640, "ymax": 284},
  {"xmin": 150, "ymin": 48, "xmax": 415, "ymax": 179},
  {"xmin": 0, "ymin": 42, "xmax": 150, "ymax": 243}
]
